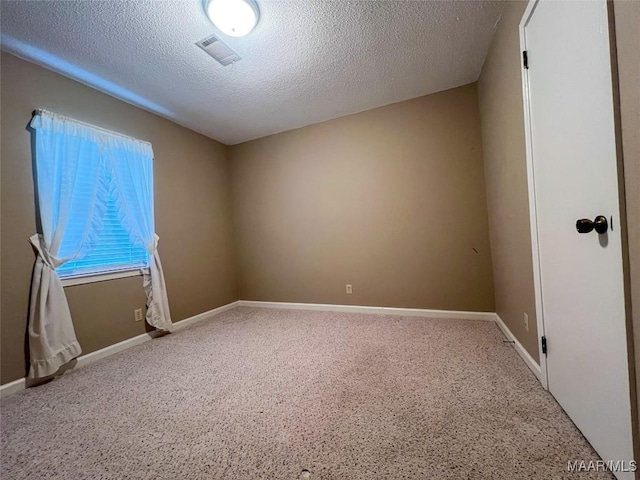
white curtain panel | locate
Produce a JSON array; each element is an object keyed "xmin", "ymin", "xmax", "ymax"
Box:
[
  {"xmin": 28, "ymin": 110, "xmax": 172, "ymax": 379},
  {"xmin": 28, "ymin": 112, "xmax": 110, "ymax": 378},
  {"xmin": 107, "ymin": 145, "xmax": 173, "ymax": 331}
]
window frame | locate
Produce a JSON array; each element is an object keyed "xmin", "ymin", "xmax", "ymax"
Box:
[
  {"xmin": 60, "ymin": 267, "xmax": 150, "ymax": 287},
  {"xmin": 30, "ymin": 109, "xmax": 155, "ymax": 288}
]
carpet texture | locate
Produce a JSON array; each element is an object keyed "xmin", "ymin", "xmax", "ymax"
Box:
[{"xmin": 1, "ymin": 307, "xmax": 612, "ymax": 479}]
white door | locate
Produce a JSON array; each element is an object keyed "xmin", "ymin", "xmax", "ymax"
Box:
[{"xmin": 521, "ymin": 1, "xmax": 634, "ymax": 478}]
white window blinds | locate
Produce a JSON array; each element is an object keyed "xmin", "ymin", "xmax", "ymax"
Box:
[{"xmin": 56, "ymin": 167, "xmax": 149, "ymax": 278}]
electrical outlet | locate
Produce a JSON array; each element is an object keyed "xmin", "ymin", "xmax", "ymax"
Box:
[
  {"xmin": 134, "ymin": 308, "xmax": 144, "ymax": 322},
  {"xmin": 346, "ymin": 284, "xmax": 352, "ymax": 295},
  {"xmin": 524, "ymin": 312, "xmax": 529, "ymax": 332}
]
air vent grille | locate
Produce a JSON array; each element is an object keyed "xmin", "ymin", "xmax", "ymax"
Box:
[
  {"xmin": 201, "ymin": 37, "xmax": 217, "ymax": 48},
  {"xmin": 196, "ymin": 34, "xmax": 241, "ymax": 66}
]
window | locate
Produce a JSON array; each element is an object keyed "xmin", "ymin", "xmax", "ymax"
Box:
[
  {"xmin": 28, "ymin": 109, "xmax": 172, "ymax": 365},
  {"xmin": 57, "ymin": 170, "xmax": 149, "ymax": 279},
  {"xmin": 28, "ymin": 111, "xmax": 156, "ymax": 285},
  {"xmin": 28, "ymin": 110, "xmax": 172, "ymax": 378}
]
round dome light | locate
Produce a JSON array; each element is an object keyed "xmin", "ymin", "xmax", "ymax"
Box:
[{"xmin": 205, "ymin": 0, "xmax": 259, "ymax": 37}]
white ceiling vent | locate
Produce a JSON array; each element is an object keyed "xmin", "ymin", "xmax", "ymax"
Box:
[{"xmin": 196, "ymin": 34, "xmax": 241, "ymax": 66}]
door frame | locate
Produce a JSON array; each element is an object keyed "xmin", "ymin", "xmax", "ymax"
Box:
[
  {"xmin": 519, "ymin": 0, "xmax": 637, "ymax": 405},
  {"xmin": 519, "ymin": 0, "xmax": 639, "ymax": 466},
  {"xmin": 518, "ymin": 0, "xmax": 549, "ymax": 390}
]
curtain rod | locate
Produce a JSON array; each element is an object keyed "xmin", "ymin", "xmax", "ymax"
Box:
[{"xmin": 32, "ymin": 109, "xmax": 152, "ymax": 147}]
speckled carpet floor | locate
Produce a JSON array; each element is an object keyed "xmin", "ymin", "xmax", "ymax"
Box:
[{"xmin": 1, "ymin": 307, "xmax": 611, "ymax": 479}]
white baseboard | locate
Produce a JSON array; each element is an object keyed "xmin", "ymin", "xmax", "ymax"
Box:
[
  {"xmin": 74, "ymin": 330, "xmax": 163, "ymax": 371},
  {"xmin": 494, "ymin": 313, "xmax": 542, "ymax": 381},
  {"xmin": 171, "ymin": 300, "xmax": 240, "ymax": 331},
  {"xmin": 0, "ymin": 377, "xmax": 27, "ymax": 398},
  {"xmin": 0, "ymin": 301, "xmax": 240, "ymax": 398},
  {"xmin": 237, "ymin": 300, "xmax": 496, "ymax": 321}
]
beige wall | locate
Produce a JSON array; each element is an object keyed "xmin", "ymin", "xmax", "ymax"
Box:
[
  {"xmin": 477, "ymin": 1, "xmax": 538, "ymax": 362},
  {"xmin": 0, "ymin": 52, "xmax": 238, "ymax": 384},
  {"xmin": 614, "ymin": 0, "xmax": 640, "ymax": 464},
  {"xmin": 229, "ymin": 84, "xmax": 495, "ymax": 312}
]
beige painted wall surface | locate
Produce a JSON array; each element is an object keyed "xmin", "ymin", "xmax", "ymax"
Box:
[
  {"xmin": 477, "ymin": 1, "xmax": 538, "ymax": 362},
  {"xmin": 614, "ymin": 0, "xmax": 640, "ymax": 461},
  {"xmin": 0, "ymin": 52, "xmax": 237, "ymax": 384},
  {"xmin": 230, "ymin": 84, "xmax": 495, "ymax": 312}
]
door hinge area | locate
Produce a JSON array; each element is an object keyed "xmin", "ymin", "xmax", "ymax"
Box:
[
  {"xmin": 541, "ymin": 336, "xmax": 547, "ymax": 355},
  {"xmin": 523, "ymin": 50, "xmax": 529, "ymax": 69}
]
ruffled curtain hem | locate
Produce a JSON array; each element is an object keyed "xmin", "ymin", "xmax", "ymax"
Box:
[{"xmin": 28, "ymin": 340, "xmax": 82, "ymax": 379}]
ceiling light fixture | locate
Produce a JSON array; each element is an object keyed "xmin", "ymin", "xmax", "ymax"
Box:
[{"xmin": 205, "ymin": 0, "xmax": 260, "ymax": 37}]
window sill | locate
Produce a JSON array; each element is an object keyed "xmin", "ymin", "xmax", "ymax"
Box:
[{"xmin": 60, "ymin": 268, "xmax": 148, "ymax": 287}]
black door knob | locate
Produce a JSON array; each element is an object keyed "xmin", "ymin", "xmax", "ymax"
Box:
[{"xmin": 576, "ymin": 215, "xmax": 608, "ymax": 234}]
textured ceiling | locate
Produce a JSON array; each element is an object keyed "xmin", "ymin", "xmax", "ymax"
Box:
[{"xmin": 1, "ymin": 1, "xmax": 503, "ymax": 145}]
